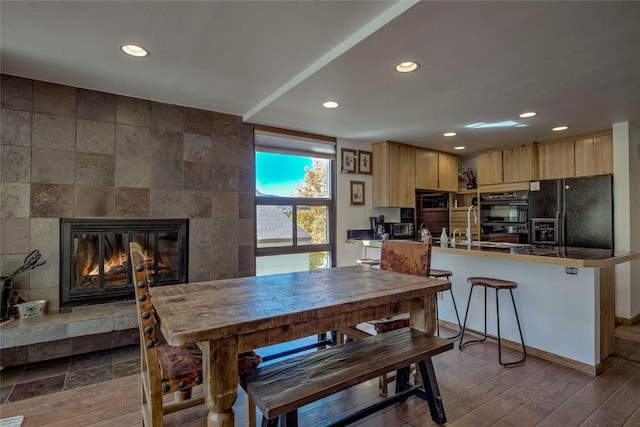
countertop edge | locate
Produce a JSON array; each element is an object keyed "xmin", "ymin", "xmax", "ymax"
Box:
[{"xmin": 346, "ymin": 239, "xmax": 639, "ymax": 268}]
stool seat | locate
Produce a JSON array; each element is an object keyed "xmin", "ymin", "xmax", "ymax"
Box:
[
  {"xmin": 430, "ymin": 269, "xmax": 453, "ymax": 279},
  {"xmin": 357, "ymin": 258, "xmax": 380, "ymax": 267},
  {"xmin": 467, "ymin": 277, "xmax": 517, "ymax": 290}
]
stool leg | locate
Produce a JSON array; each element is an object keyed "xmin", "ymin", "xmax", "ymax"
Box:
[
  {"xmin": 435, "ymin": 295, "xmax": 440, "ymax": 337},
  {"xmin": 497, "ymin": 289, "xmax": 527, "ymax": 366},
  {"xmin": 460, "ymin": 285, "xmax": 489, "ymax": 350},
  {"xmin": 459, "ymin": 285, "xmax": 474, "ymax": 349}
]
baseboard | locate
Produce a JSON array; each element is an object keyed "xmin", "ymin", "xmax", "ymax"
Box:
[
  {"xmin": 616, "ymin": 312, "xmax": 640, "ymax": 325},
  {"xmin": 439, "ymin": 319, "xmax": 599, "ymax": 376}
]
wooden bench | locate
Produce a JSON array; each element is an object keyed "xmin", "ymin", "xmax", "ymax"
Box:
[{"xmin": 240, "ymin": 328, "xmax": 452, "ymax": 426}]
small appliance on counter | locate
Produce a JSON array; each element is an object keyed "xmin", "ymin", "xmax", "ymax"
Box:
[{"xmin": 370, "ymin": 215, "xmax": 385, "ymax": 239}]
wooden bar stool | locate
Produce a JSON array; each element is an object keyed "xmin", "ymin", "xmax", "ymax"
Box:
[
  {"xmin": 430, "ymin": 269, "xmax": 462, "ymax": 339},
  {"xmin": 459, "ymin": 276, "xmax": 526, "ymax": 366}
]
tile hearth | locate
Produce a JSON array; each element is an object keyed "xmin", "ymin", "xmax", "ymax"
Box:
[{"xmin": 0, "ymin": 302, "xmax": 138, "ymax": 368}]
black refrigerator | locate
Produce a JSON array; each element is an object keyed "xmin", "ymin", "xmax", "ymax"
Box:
[{"xmin": 528, "ymin": 174, "xmax": 614, "ymax": 249}]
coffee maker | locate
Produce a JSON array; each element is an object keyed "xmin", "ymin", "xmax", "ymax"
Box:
[{"xmin": 370, "ymin": 215, "xmax": 385, "ymax": 239}]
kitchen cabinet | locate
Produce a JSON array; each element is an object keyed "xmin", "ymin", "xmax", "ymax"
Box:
[
  {"xmin": 478, "ymin": 144, "xmax": 537, "ymax": 186},
  {"xmin": 537, "ymin": 139, "xmax": 575, "ymax": 180},
  {"xmin": 502, "ymin": 144, "xmax": 538, "ymax": 183},
  {"xmin": 477, "ymin": 150, "xmax": 503, "ymax": 185},
  {"xmin": 575, "ymin": 133, "xmax": 613, "ymax": 177},
  {"xmin": 538, "ymin": 131, "xmax": 613, "ymax": 179},
  {"xmin": 372, "ymin": 141, "xmax": 416, "ymax": 207},
  {"xmin": 415, "ymin": 149, "xmax": 458, "ymax": 192}
]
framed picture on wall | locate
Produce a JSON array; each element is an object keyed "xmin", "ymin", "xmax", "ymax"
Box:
[
  {"xmin": 341, "ymin": 148, "xmax": 357, "ymax": 173},
  {"xmin": 350, "ymin": 181, "xmax": 365, "ymax": 205},
  {"xmin": 358, "ymin": 150, "xmax": 372, "ymax": 175}
]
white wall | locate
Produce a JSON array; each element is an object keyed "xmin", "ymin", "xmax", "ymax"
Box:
[
  {"xmin": 613, "ymin": 121, "xmax": 640, "ymax": 320},
  {"xmin": 335, "ymin": 138, "xmax": 401, "ymax": 267}
]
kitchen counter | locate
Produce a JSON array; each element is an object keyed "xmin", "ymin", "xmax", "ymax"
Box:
[
  {"xmin": 345, "ymin": 238, "xmax": 638, "ymax": 268},
  {"xmin": 347, "ymin": 238, "xmax": 639, "ymax": 374}
]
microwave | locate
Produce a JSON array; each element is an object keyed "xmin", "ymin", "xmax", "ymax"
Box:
[{"xmin": 387, "ymin": 223, "xmax": 414, "ymax": 240}]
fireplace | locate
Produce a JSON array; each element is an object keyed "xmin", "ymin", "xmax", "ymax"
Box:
[{"xmin": 60, "ymin": 219, "xmax": 188, "ymax": 308}]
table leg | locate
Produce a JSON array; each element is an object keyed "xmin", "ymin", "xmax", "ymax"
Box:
[
  {"xmin": 410, "ymin": 293, "xmax": 437, "ymax": 336},
  {"xmin": 201, "ymin": 337, "xmax": 239, "ymax": 427}
]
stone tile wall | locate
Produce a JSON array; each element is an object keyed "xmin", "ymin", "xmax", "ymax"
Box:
[{"xmin": 0, "ymin": 74, "xmax": 256, "ymax": 313}]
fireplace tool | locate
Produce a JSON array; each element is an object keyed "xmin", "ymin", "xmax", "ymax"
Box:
[{"xmin": 1, "ymin": 250, "xmax": 46, "ymax": 321}]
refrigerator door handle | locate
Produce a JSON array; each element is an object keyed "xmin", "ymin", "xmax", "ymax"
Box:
[{"xmin": 560, "ymin": 211, "xmax": 567, "ymax": 246}]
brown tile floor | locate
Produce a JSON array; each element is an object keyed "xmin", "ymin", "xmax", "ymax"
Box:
[{"xmin": 0, "ymin": 344, "xmax": 141, "ymax": 404}]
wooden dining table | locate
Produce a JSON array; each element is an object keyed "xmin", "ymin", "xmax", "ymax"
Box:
[{"xmin": 150, "ymin": 265, "xmax": 451, "ymax": 427}]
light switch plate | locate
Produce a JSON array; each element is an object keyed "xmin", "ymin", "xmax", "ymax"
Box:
[{"xmin": 565, "ymin": 267, "xmax": 578, "ymax": 275}]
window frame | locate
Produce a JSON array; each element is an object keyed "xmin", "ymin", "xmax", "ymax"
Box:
[{"xmin": 254, "ymin": 129, "xmax": 337, "ymax": 270}]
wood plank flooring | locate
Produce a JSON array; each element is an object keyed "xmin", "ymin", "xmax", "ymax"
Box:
[{"xmin": 2, "ymin": 338, "xmax": 640, "ymax": 427}]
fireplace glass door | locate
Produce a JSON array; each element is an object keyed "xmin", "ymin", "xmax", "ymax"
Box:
[{"xmin": 61, "ymin": 219, "xmax": 188, "ymax": 307}]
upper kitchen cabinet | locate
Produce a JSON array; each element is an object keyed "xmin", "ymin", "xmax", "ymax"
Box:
[
  {"xmin": 477, "ymin": 149, "xmax": 503, "ymax": 185},
  {"xmin": 478, "ymin": 144, "xmax": 537, "ymax": 186},
  {"xmin": 502, "ymin": 144, "xmax": 538, "ymax": 183},
  {"xmin": 415, "ymin": 149, "xmax": 458, "ymax": 192},
  {"xmin": 574, "ymin": 133, "xmax": 613, "ymax": 177},
  {"xmin": 538, "ymin": 139, "xmax": 575, "ymax": 180},
  {"xmin": 538, "ymin": 130, "xmax": 612, "ymax": 180},
  {"xmin": 372, "ymin": 141, "xmax": 416, "ymax": 207}
]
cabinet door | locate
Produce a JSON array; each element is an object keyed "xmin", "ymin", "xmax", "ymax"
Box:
[
  {"xmin": 438, "ymin": 152, "xmax": 459, "ymax": 192},
  {"xmin": 415, "ymin": 149, "xmax": 439, "ymax": 190},
  {"xmin": 477, "ymin": 150, "xmax": 503, "ymax": 185},
  {"xmin": 503, "ymin": 145, "xmax": 534, "ymax": 183},
  {"xmin": 373, "ymin": 142, "xmax": 415, "ymax": 207},
  {"xmin": 574, "ymin": 137, "xmax": 595, "ymax": 177},
  {"xmin": 390, "ymin": 143, "xmax": 416, "ymax": 207},
  {"xmin": 594, "ymin": 134, "xmax": 613, "ymax": 175},
  {"xmin": 576, "ymin": 134, "xmax": 613, "ymax": 177},
  {"xmin": 538, "ymin": 140, "xmax": 574, "ymax": 180}
]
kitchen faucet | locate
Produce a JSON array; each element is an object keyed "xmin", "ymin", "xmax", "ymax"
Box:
[
  {"xmin": 451, "ymin": 228, "xmax": 462, "ymax": 245},
  {"xmin": 467, "ymin": 205, "xmax": 478, "ymax": 245}
]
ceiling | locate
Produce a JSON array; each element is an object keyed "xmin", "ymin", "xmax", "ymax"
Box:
[{"xmin": 2, "ymin": 1, "xmax": 640, "ymax": 155}]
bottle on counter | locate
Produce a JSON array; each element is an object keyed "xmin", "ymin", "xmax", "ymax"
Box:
[{"xmin": 440, "ymin": 228, "xmax": 448, "ymax": 246}]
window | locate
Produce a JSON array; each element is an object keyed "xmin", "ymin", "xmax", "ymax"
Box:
[{"xmin": 255, "ymin": 128, "xmax": 336, "ymax": 275}]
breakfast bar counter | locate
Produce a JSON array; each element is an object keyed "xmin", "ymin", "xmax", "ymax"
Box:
[
  {"xmin": 346, "ymin": 238, "xmax": 638, "ymax": 268},
  {"xmin": 347, "ymin": 238, "xmax": 639, "ymax": 374}
]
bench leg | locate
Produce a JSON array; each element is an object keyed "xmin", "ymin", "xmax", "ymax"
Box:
[
  {"xmin": 280, "ymin": 409, "xmax": 298, "ymax": 427},
  {"xmin": 395, "ymin": 366, "xmax": 412, "ymax": 393},
  {"xmin": 261, "ymin": 417, "xmax": 278, "ymax": 427},
  {"xmin": 417, "ymin": 359, "xmax": 447, "ymax": 425}
]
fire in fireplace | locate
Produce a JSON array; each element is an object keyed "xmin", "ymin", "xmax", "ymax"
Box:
[{"xmin": 60, "ymin": 219, "xmax": 188, "ymax": 307}]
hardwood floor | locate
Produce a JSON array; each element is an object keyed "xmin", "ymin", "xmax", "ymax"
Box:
[{"xmin": 2, "ymin": 336, "xmax": 640, "ymax": 427}]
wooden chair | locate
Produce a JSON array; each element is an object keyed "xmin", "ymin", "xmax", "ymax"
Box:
[
  {"xmin": 129, "ymin": 242, "xmax": 262, "ymax": 427},
  {"xmin": 343, "ymin": 240, "xmax": 433, "ymax": 395}
]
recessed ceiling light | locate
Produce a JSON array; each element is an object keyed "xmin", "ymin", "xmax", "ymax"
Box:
[
  {"xmin": 120, "ymin": 43, "xmax": 149, "ymax": 57},
  {"xmin": 519, "ymin": 112, "xmax": 537, "ymax": 118},
  {"xmin": 552, "ymin": 126, "xmax": 569, "ymax": 131},
  {"xmin": 443, "ymin": 132, "xmax": 457, "ymax": 137},
  {"xmin": 395, "ymin": 61, "xmax": 420, "ymax": 73},
  {"xmin": 454, "ymin": 146, "xmax": 466, "ymax": 150},
  {"xmin": 322, "ymin": 101, "xmax": 339, "ymax": 109}
]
